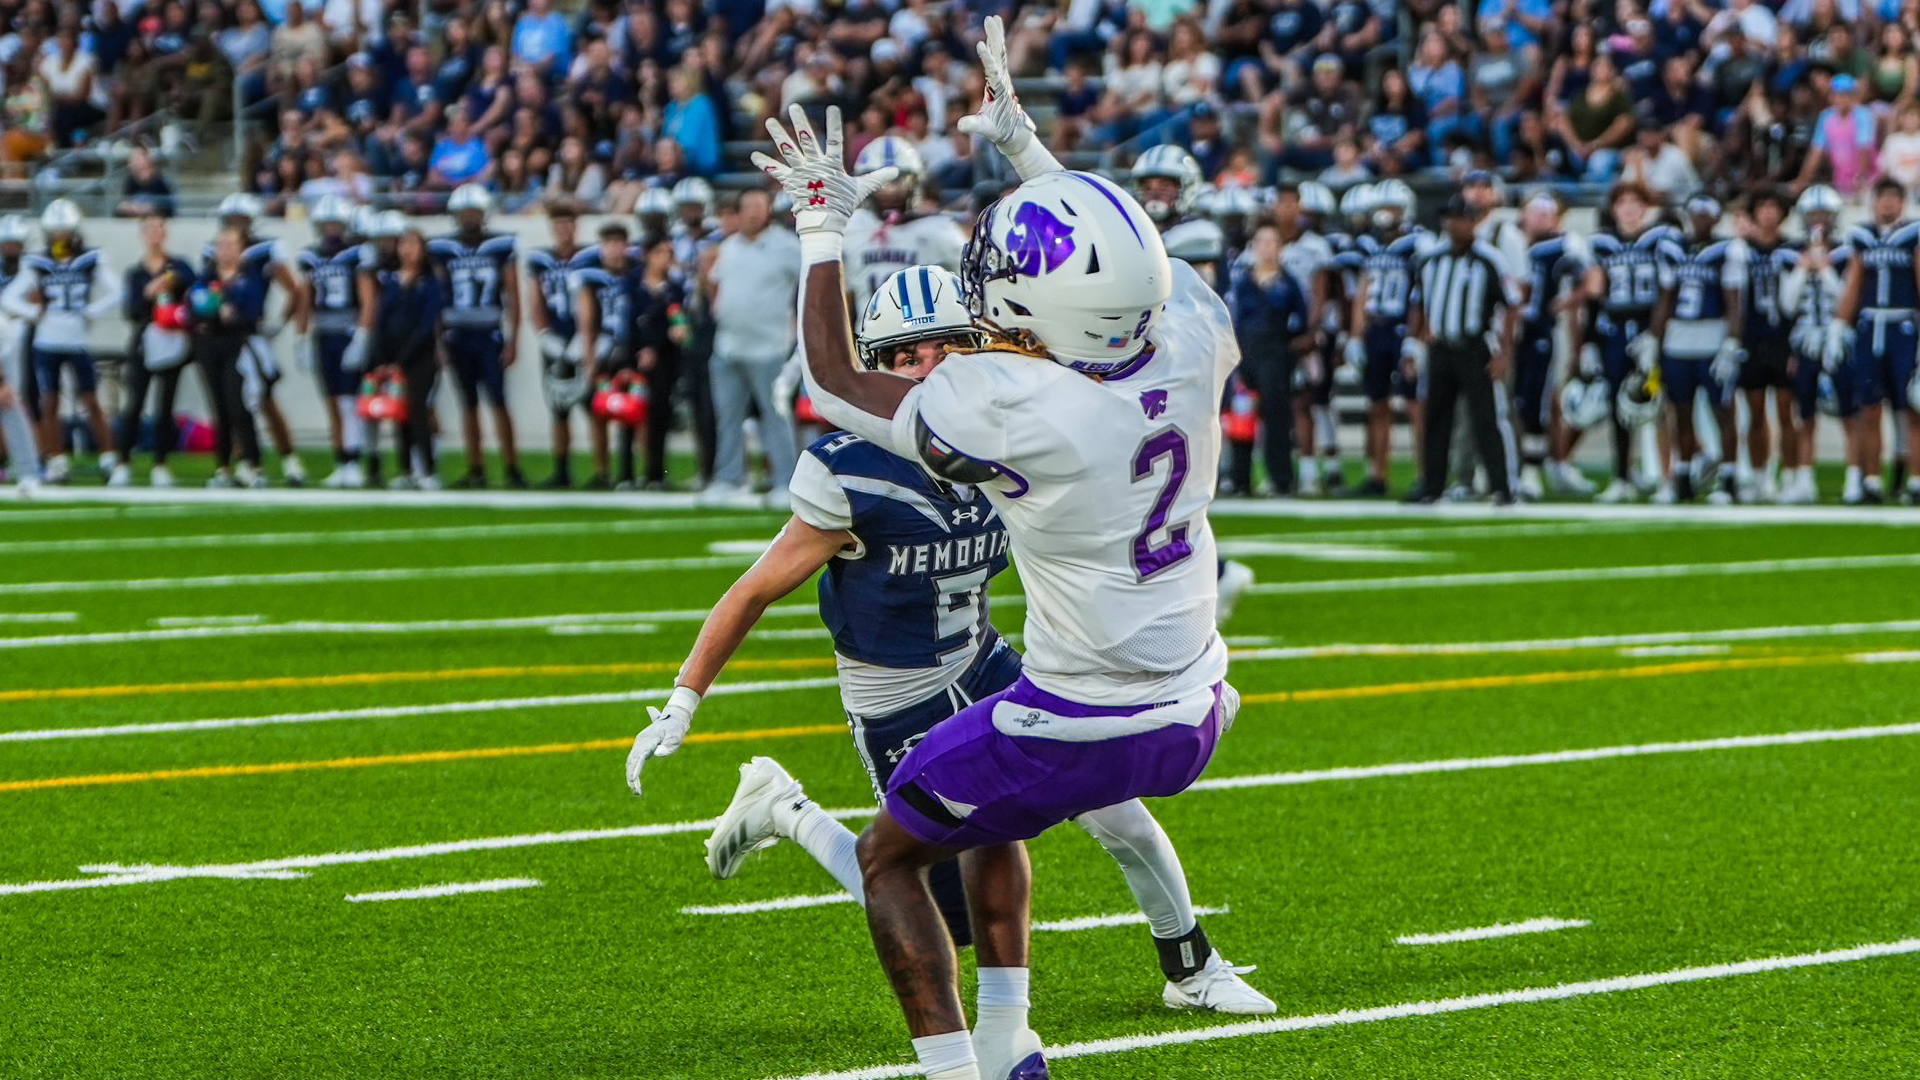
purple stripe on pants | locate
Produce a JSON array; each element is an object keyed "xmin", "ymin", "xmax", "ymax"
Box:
[{"xmin": 882, "ymin": 676, "xmax": 1224, "ymax": 849}]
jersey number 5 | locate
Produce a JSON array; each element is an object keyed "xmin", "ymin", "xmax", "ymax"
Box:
[{"xmin": 1131, "ymin": 427, "xmax": 1194, "ymax": 580}]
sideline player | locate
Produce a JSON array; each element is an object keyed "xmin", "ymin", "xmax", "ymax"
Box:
[
  {"xmin": 1583, "ymin": 183, "xmax": 1682, "ymax": 503},
  {"xmin": 1513, "ymin": 192, "xmax": 1593, "ymax": 497},
  {"xmin": 629, "ymin": 266, "xmax": 1270, "ymax": 1022},
  {"xmin": 1834, "ymin": 177, "xmax": 1920, "ymax": 505},
  {"xmin": 727, "ymin": 26, "xmax": 1239, "ymax": 1076},
  {"xmin": 1349, "ymin": 179, "xmax": 1427, "ymax": 496},
  {"xmin": 295, "ymin": 195, "xmax": 372, "ymax": 489},
  {"xmin": 430, "ymin": 183, "xmax": 527, "ymax": 489},
  {"xmin": 0, "ymin": 214, "xmax": 38, "ymax": 495},
  {"xmin": 1649, "ymin": 194, "xmax": 1744, "ymax": 504},
  {"xmin": 844, "ymin": 137, "xmax": 966, "ymax": 314},
  {"xmin": 1736, "ymin": 188, "xmax": 1803, "ymax": 503},
  {"xmin": 1779, "ymin": 185, "xmax": 1847, "ymax": 504},
  {"xmin": 525, "ymin": 200, "xmax": 593, "ymax": 488}
]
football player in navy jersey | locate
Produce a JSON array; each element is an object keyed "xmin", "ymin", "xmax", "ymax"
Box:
[
  {"xmin": 1582, "ymin": 182, "xmax": 1684, "ymax": 502},
  {"xmin": 1835, "ymin": 177, "xmax": 1920, "ymax": 504},
  {"xmin": 295, "ymin": 196, "xmax": 375, "ymax": 489},
  {"xmin": 573, "ymin": 222, "xmax": 646, "ymax": 488},
  {"xmin": 1649, "ymin": 195, "xmax": 1745, "ymax": 503},
  {"xmin": 1736, "ymin": 189, "xmax": 1804, "ymax": 504},
  {"xmin": 525, "ymin": 200, "xmax": 591, "ymax": 488},
  {"xmin": 1779, "ymin": 185, "xmax": 1847, "ymax": 504},
  {"xmin": 1514, "ymin": 193, "xmax": 1594, "ymax": 498},
  {"xmin": 429, "ymin": 183, "xmax": 527, "ymax": 489},
  {"xmin": 0, "ymin": 215, "xmax": 37, "ymax": 495},
  {"xmin": 1349, "ymin": 179, "xmax": 1427, "ymax": 496},
  {"xmin": 627, "ymin": 265, "xmax": 1274, "ymax": 1022}
]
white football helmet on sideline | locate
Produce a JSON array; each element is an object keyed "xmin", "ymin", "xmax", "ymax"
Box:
[
  {"xmin": 671, "ymin": 176, "xmax": 715, "ymax": 214},
  {"xmin": 636, "ymin": 186, "xmax": 676, "ymax": 219},
  {"xmin": 217, "ymin": 193, "xmax": 264, "ymax": 222},
  {"xmin": 350, "ymin": 204, "xmax": 379, "ymax": 238},
  {"xmin": 854, "ymin": 135, "xmax": 925, "ymax": 183},
  {"xmin": 1340, "ymin": 182, "xmax": 1377, "ymax": 226},
  {"xmin": 1372, "ymin": 179, "xmax": 1415, "ymax": 220},
  {"xmin": 1796, "ymin": 184, "xmax": 1843, "ymax": 220},
  {"xmin": 311, "ymin": 195, "xmax": 355, "ymax": 226},
  {"xmin": 449, "ymin": 183, "xmax": 494, "ymax": 221},
  {"xmin": 371, "ymin": 210, "xmax": 408, "ymax": 237},
  {"xmin": 39, "ymin": 200, "xmax": 81, "ymax": 234},
  {"xmin": 1560, "ymin": 375, "xmax": 1612, "ymax": 431},
  {"xmin": 858, "ymin": 265, "xmax": 984, "ymax": 370},
  {"xmin": 962, "ymin": 170, "xmax": 1172, "ymax": 373},
  {"xmin": 1297, "ymin": 182, "xmax": 1337, "ymax": 221},
  {"xmin": 1130, "ymin": 144, "xmax": 1203, "ymax": 222},
  {"xmin": 0, "ymin": 214, "xmax": 29, "ymax": 245},
  {"xmin": 1207, "ymin": 185, "xmax": 1261, "ymax": 223}
]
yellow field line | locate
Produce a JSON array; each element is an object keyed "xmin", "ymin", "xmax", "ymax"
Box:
[
  {"xmin": 0, "ymin": 653, "xmax": 1856, "ymax": 795},
  {"xmin": 1240, "ymin": 654, "xmax": 1828, "ymax": 705},
  {"xmin": 0, "ymin": 656, "xmax": 836, "ymax": 704}
]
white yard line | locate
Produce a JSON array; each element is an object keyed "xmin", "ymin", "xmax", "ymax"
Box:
[
  {"xmin": 682, "ymin": 893, "xmax": 859, "ymax": 916},
  {"xmin": 11, "ymin": 486, "xmax": 768, "ymax": 511},
  {"xmin": 0, "ymin": 504, "xmax": 304, "ymax": 522},
  {"xmin": 4, "ymin": 721, "xmax": 1916, "ymax": 897},
  {"xmin": 0, "ymin": 612, "xmax": 77, "ymax": 624},
  {"xmin": 1250, "ymin": 553, "xmax": 1920, "ymax": 596},
  {"xmin": 0, "ymin": 676, "xmax": 845, "ymax": 743},
  {"xmin": 345, "ymin": 878, "xmax": 542, "ymax": 903},
  {"xmin": 1212, "ymin": 540, "xmax": 1450, "ymax": 563},
  {"xmin": 0, "ymin": 516, "xmax": 776, "ymax": 556},
  {"xmin": 0, "ymin": 605, "xmax": 822, "ymax": 651},
  {"xmin": 1617, "ymin": 645, "xmax": 1731, "ymax": 658},
  {"xmin": 1207, "ymin": 498, "xmax": 1920, "ymax": 526},
  {"xmin": 151, "ymin": 615, "xmax": 269, "ymax": 628},
  {"xmin": 543, "ymin": 624, "xmax": 660, "ymax": 636},
  {"xmin": 1222, "ymin": 519, "xmax": 1691, "ymax": 545},
  {"xmin": 1225, "ymin": 619, "xmax": 1920, "ymax": 659},
  {"xmin": 767, "ymin": 938, "xmax": 1920, "ymax": 1080},
  {"xmin": 1396, "ymin": 917, "xmax": 1590, "ymax": 946},
  {"xmin": 0, "ymin": 554, "xmax": 756, "ymax": 597},
  {"xmin": 1034, "ymin": 906, "xmax": 1230, "ymax": 933}
]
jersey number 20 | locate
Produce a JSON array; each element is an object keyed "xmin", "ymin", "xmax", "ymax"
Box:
[{"xmin": 1132, "ymin": 427, "xmax": 1194, "ymax": 580}]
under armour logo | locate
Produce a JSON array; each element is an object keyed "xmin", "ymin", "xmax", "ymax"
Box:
[
  {"xmin": 1141, "ymin": 390, "xmax": 1169, "ymax": 419},
  {"xmin": 952, "ymin": 507, "xmax": 980, "ymax": 524}
]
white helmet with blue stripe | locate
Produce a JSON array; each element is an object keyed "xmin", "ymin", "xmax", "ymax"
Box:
[
  {"xmin": 1339, "ymin": 182, "xmax": 1377, "ymax": 222},
  {"xmin": 671, "ymin": 176, "xmax": 714, "ymax": 213},
  {"xmin": 0, "ymin": 214, "xmax": 32, "ymax": 245},
  {"xmin": 636, "ymin": 185, "xmax": 676, "ymax": 218},
  {"xmin": 311, "ymin": 194, "xmax": 355, "ymax": 226},
  {"xmin": 1796, "ymin": 184, "xmax": 1842, "ymax": 220},
  {"xmin": 1129, "ymin": 144, "xmax": 1203, "ymax": 222},
  {"xmin": 1297, "ymin": 181, "xmax": 1337, "ymax": 220},
  {"xmin": 962, "ymin": 170, "xmax": 1172, "ymax": 373},
  {"xmin": 371, "ymin": 210, "xmax": 408, "ymax": 238},
  {"xmin": 1207, "ymin": 185, "xmax": 1261, "ymax": 222},
  {"xmin": 350, "ymin": 204, "xmax": 379, "ymax": 239},
  {"xmin": 854, "ymin": 135, "xmax": 925, "ymax": 185},
  {"xmin": 1372, "ymin": 178, "xmax": 1415, "ymax": 217},
  {"xmin": 217, "ymin": 193, "xmax": 264, "ymax": 221},
  {"xmin": 857, "ymin": 265, "xmax": 983, "ymax": 371},
  {"xmin": 448, "ymin": 183, "xmax": 494, "ymax": 219},
  {"xmin": 39, "ymin": 199, "xmax": 82, "ymax": 234}
]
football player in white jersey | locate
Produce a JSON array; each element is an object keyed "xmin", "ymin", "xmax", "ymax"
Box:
[
  {"xmin": 843, "ymin": 136, "xmax": 967, "ymax": 316},
  {"xmin": 716, "ymin": 23, "xmax": 1239, "ymax": 1079},
  {"xmin": 1132, "ymin": 144, "xmax": 1227, "ymax": 288}
]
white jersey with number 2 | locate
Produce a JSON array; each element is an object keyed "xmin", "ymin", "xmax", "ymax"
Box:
[{"xmin": 885, "ymin": 259, "xmax": 1235, "ymax": 712}]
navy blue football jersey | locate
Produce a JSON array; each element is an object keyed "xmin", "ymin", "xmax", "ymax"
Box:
[
  {"xmin": 296, "ymin": 242, "xmax": 364, "ymax": 336},
  {"xmin": 1591, "ymin": 225, "xmax": 1683, "ymax": 315},
  {"xmin": 1361, "ymin": 229, "xmax": 1427, "ymax": 319},
  {"xmin": 22, "ymin": 250, "xmax": 105, "ymax": 313},
  {"xmin": 1741, "ymin": 239, "xmax": 1800, "ymax": 335},
  {"xmin": 1662, "ymin": 237, "xmax": 1742, "ymax": 322},
  {"xmin": 429, "ymin": 232, "xmax": 516, "ymax": 328},
  {"xmin": 201, "ymin": 238, "xmax": 282, "ymax": 298},
  {"xmin": 571, "ymin": 253, "xmax": 644, "ymax": 349},
  {"xmin": 795, "ymin": 432, "xmax": 1010, "ymax": 672},
  {"xmin": 1522, "ymin": 233, "xmax": 1586, "ymax": 328},
  {"xmin": 526, "ymin": 246, "xmax": 584, "ymax": 340},
  {"xmin": 1842, "ymin": 220, "xmax": 1920, "ymax": 311}
]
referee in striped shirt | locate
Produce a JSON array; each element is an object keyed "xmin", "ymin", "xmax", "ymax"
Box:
[{"xmin": 1406, "ymin": 195, "xmax": 1520, "ymax": 504}]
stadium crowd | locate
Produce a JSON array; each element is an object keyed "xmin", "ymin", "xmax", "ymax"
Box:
[{"xmin": 4, "ymin": 0, "xmax": 1920, "ymax": 505}]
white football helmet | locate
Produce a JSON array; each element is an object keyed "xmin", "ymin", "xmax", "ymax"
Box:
[
  {"xmin": 350, "ymin": 204, "xmax": 379, "ymax": 238},
  {"xmin": 1372, "ymin": 179, "xmax": 1415, "ymax": 217},
  {"xmin": 1207, "ymin": 185, "xmax": 1261, "ymax": 222},
  {"xmin": 962, "ymin": 170, "xmax": 1172, "ymax": 373},
  {"xmin": 448, "ymin": 183, "xmax": 493, "ymax": 219},
  {"xmin": 0, "ymin": 214, "xmax": 32, "ymax": 245},
  {"xmin": 40, "ymin": 199, "xmax": 82, "ymax": 233},
  {"xmin": 1130, "ymin": 144, "xmax": 1203, "ymax": 222},
  {"xmin": 636, "ymin": 186, "xmax": 675, "ymax": 218},
  {"xmin": 1339, "ymin": 182, "xmax": 1377, "ymax": 223},
  {"xmin": 857, "ymin": 265, "xmax": 983, "ymax": 371},
  {"xmin": 1796, "ymin": 184, "xmax": 1843, "ymax": 220},
  {"xmin": 671, "ymin": 176, "xmax": 714, "ymax": 214},
  {"xmin": 1297, "ymin": 182, "xmax": 1337, "ymax": 221},
  {"xmin": 1559, "ymin": 375, "xmax": 1612, "ymax": 431},
  {"xmin": 854, "ymin": 135, "xmax": 925, "ymax": 184},
  {"xmin": 1615, "ymin": 369, "xmax": 1664, "ymax": 428},
  {"xmin": 371, "ymin": 210, "xmax": 408, "ymax": 238},
  {"xmin": 311, "ymin": 195, "xmax": 355, "ymax": 226},
  {"xmin": 217, "ymin": 193, "xmax": 264, "ymax": 221}
]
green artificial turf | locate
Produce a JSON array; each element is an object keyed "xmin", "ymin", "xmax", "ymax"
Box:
[{"xmin": 0, "ymin": 500, "xmax": 1916, "ymax": 1078}]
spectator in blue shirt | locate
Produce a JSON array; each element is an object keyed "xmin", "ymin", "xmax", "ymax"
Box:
[
  {"xmin": 663, "ymin": 66, "xmax": 721, "ymax": 176},
  {"xmin": 430, "ymin": 104, "xmax": 493, "ymax": 188},
  {"xmin": 513, "ymin": 0, "xmax": 574, "ymax": 75}
]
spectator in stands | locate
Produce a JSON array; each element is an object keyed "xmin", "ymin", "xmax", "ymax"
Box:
[
  {"xmin": 703, "ymin": 187, "xmax": 799, "ymax": 507},
  {"xmin": 219, "ymin": 0, "xmax": 272, "ymax": 108},
  {"xmin": 269, "ymin": 2, "xmax": 328, "ymax": 91},
  {"xmin": 1552, "ymin": 52, "xmax": 1636, "ymax": 180},
  {"xmin": 1646, "ymin": 55, "xmax": 1715, "ymax": 165},
  {"xmin": 1545, "ymin": 23, "xmax": 1600, "ymax": 118},
  {"xmin": 1185, "ymin": 101, "xmax": 1231, "ymax": 179},
  {"xmin": 496, "ymin": 147, "xmax": 544, "ymax": 211},
  {"xmin": 513, "ymin": 0, "xmax": 575, "ymax": 76},
  {"xmin": 546, "ymin": 136, "xmax": 607, "ymax": 206},
  {"xmin": 1092, "ymin": 28, "xmax": 1165, "ymax": 145},
  {"xmin": 1879, "ymin": 102, "xmax": 1920, "ymax": 194},
  {"xmin": 1162, "ymin": 19, "xmax": 1221, "ymax": 109},
  {"xmin": 1052, "ymin": 58, "xmax": 1098, "ymax": 152},
  {"xmin": 1408, "ymin": 29, "xmax": 1467, "ymax": 149},
  {"xmin": 429, "ymin": 103, "xmax": 493, "ymax": 189},
  {"xmin": 664, "ymin": 65, "xmax": 721, "ymax": 176},
  {"xmin": 1366, "ymin": 66, "xmax": 1429, "ymax": 173},
  {"xmin": 1797, "ymin": 74, "xmax": 1877, "ymax": 194},
  {"xmin": 1269, "ymin": 55, "xmax": 1362, "ymax": 176},
  {"xmin": 40, "ymin": 23, "xmax": 103, "ymax": 148},
  {"xmin": 465, "ymin": 46, "xmax": 515, "ymax": 139},
  {"xmin": 1620, "ymin": 113, "xmax": 1702, "ymax": 200},
  {"xmin": 116, "ymin": 147, "xmax": 176, "ymax": 218},
  {"xmin": 1869, "ymin": 23, "xmax": 1919, "ymax": 107},
  {"xmin": 1467, "ymin": 19, "xmax": 1538, "ymax": 162}
]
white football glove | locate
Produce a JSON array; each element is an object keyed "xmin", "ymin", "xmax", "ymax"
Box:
[
  {"xmin": 1400, "ymin": 337, "xmax": 1428, "ymax": 372},
  {"xmin": 954, "ymin": 15, "xmax": 1057, "ymax": 179},
  {"xmin": 538, "ymin": 330, "xmax": 569, "ymax": 363},
  {"xmin": 1578, "ymin": 342, "xmax": 1604, "ymax": 379},
  {"xmin": 1343, "ymin": 335, "xmax": 1366, "ymax": 370},
  {"xmin": 751, "ymin": 105, "xmax": 898, "ymax": 238},
  {"xmin": 1711, "ymin": 337, "xmax": 1745, "ymax": 386},
  {"xmin": 341, "ymin": 327, "xmax": 368, "ymax": 373},
  {"xmin": 771, "ymin": 356, "xmax": 801, "ymax": 420},
  {"xmin": 625, "ymin": 686, "xmax": 701, "ymax": 797},
  {"xmin": 1628, "ymin": 333, "xmax": 1659, "ymax": 373},
  {"xmin": 1821, "ymin": 322, "xmax": 1853, "ymax": 374}
]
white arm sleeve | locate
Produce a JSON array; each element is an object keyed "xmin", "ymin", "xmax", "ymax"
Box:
[
  {"xmin": 788, "ymin": 451, "xmax": 854, "ymax": 531},
  {"xmin": 85, "ymin": 256, "xmax": 123, "ymax": 320},
  {"xmin": 886, "ymin": 355, "xmax": 1012, "ymax": 474},
  {"xmin": 0, "ymin": 267, "xmax": 38, "ymax": 320},
  {"xmin": 1779, "ymin": 266, "xmax": 1806, "ymax": 314}
]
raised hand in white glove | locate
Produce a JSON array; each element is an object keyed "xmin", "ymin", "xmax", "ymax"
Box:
[
  {"xmin": 625, "ymin": 686, "xmax": 701, "ymax": 797},
  {"xmin": 1628, "ymin": 333, "xmax": 1659, "ymax": 373},
  {"xmin": 1400, "ymin": 337, "xmax": 1428, "ymax": 372},
  {"xmin": 1821, "ymin": 322, "xmax": 1853, "ymax": 374},
  {"xmin": 1343, "ymin": 335, "xmax": 1366, "ymax": 370},
  {"xmin": 771, "ymin": 356, "xmax": 801, "ymax": 420},
  {"xmin": 1578, "ymin": 342, "xmax": 1604, "ymax": 379},
  {"xmin": 954, "ymin": 16, "xmax": 1058, "ymax": 179},
  {"xmin": 751, "ymin": 105, "xmax": 898, "ymax": 241},
  {"xmin": 538, "ymin": 330, "xmax": 569, "ymax": 363},
  {"xmin": 1711, "ymin": 337, "xmax": 1745, "ymax": 386},
  {"xmin": 341, "ymin": 327, "xmax": 368, "ymax": 373}
]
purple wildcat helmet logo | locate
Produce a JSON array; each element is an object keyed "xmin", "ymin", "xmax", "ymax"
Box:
[
  {"xmin": 1140, "ymin": 390, "xmax": 1168, "ymax": 419},
  {"xmin": 1004, "ymin": 202, "xmax": 1076, "ymax": 277}
]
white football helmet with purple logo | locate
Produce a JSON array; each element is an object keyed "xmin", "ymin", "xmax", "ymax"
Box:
[{"xmin": 961, "ymin": 170, "xmax": 1172, "ymax": 373}]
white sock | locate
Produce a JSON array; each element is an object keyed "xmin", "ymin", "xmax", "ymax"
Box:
[
  {"xmin": 975, "ymin": 967, "xmax": 1030, "ymax": 1033},
  {"xmin": 911, "ymin": 1031, "xmax": 979, "ymax": 1080},
  {"xmin": 780, "ymin": 799, "xmax": 864, "ymax": 903},
  {"xmin": 336, "ymin": 398, "xmax": 364, "ymax": 454},
  {"xmin": 1866, "ymin": 473, "xmax": 1884, "ymax": 493},
  {"xmin": 1075, "ymin": 800, "xmax": 1194, "ymax": 939}
]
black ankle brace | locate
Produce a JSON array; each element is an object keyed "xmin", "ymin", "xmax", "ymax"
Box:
[{"xmin": 1155, "ymin": 922, "xmax": 1211, "ymax": 982}]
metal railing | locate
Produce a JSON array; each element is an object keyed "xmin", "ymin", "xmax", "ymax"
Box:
[{"xmin": 23, "ymin": 109, "xmax": 187, "ymax": 214}]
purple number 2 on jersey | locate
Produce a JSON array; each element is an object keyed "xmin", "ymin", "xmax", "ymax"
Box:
[{"xmin": 1131, "ymin": 427, "xmax": 1194, "ymax": 580}]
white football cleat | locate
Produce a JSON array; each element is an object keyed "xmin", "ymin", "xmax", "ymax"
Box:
[
  {"xmin": 1546, "ymin": 460, "xmax": 1596, "ymax": 496},
  {"xmin": 1163, "ymin": 950, "xmax": 1277, "ymax": 1015},
  {"xmin": 705, "ymin": 756, "xmax": 805, "ymax": 880},
  {"xmin": 1595, "ymin": 478, "xmax": 1637, "ymax": 503},
  {"xmin": 149, "ymin": 465, "xmax": 174, "ymax": 488},
  {"xmin": 14, "ymin": 476, "xmax": 38, "ymax": 500},
  {"xmin": 1516, "ymin": 465, "xmax": 1544, "ymax": 501},
  {"xmin": 1651, "ymin": 481, "xmax": 1677, "ymax": 505},
  {"xmin": 43, "ymin": 454, "xmax": 70, "ymax": 484},
  {"xmin": 282, "ymin": 455, "xmax": 307, "ymax": 486},
  {"xmin": 1216, "ymin": 560, "xmax": 1255, "ymax": 626},
  {"xmin": 415, "ymin": 473, "xmax": 443, "ymax": 491},
  {"xmin": 106, "ymin": 463, "xmax": 132, "ymax": 487},
  {"xmin": 973, "ymin": 1026, "xmax": 1049, "ymax": 1080},
  {"xmin": 206, "ymin": 468, "xmax": 236, "ymax": 489}
]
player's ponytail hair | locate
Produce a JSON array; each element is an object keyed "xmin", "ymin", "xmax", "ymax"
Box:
[{"xmin": 945, "ymin": 327, "xmax": 1051, "ymax": 362}]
